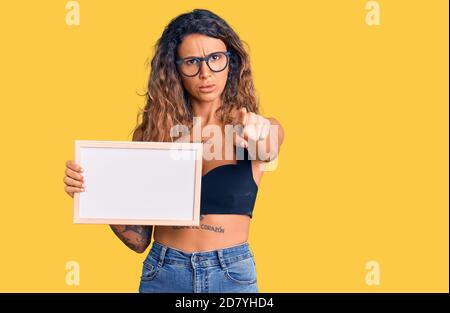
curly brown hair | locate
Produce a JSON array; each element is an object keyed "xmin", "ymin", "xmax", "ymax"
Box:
[{"xmin": 130, "ymin": 9, "xmax": 259, "ymax": 142}]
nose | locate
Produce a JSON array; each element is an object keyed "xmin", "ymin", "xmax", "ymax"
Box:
[{"xmin": 198, "ymin": 60, "xmax": 212, "ymax": 79}]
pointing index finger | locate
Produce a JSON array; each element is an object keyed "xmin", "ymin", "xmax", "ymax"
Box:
[{"xmin": 238, "ymin": 107, "xmax": 248, "ymax": 126}]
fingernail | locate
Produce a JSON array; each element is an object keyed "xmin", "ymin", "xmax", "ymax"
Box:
[{"xmin": 80, "ymin": 168, "xmax": 84, "ymax": 172}]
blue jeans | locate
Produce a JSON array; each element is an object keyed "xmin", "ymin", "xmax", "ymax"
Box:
[{"xmin": 138, "ymin": 240, "xmax": 259, "ymax": 293}]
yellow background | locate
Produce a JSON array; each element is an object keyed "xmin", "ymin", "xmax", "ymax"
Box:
[{"xmin": 0, "ymin": 0, "xmax": 447, "ymax": 292}]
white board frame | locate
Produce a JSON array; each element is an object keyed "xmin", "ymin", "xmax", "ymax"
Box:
[{"xmin": 73, "ymin": 140, "xmax": 203, "ymax": 226}]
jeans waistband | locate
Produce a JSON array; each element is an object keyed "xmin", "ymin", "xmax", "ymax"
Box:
[{"xmin": 147, "ymin": 240, "xmax": 255, "ymax": 269}]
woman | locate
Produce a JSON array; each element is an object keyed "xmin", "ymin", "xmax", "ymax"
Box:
[{"xmin": 63, "ymin": 9, "xmax": 284, "ymax": 293}]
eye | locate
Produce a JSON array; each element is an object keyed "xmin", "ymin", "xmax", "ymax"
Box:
[
  {"xmin": 186, "ymin": 58, "xmax": 199, "ymax": 65},
  {"xmin": 210, "ymin": 54, "xmax": 221, "ymax": 61}
]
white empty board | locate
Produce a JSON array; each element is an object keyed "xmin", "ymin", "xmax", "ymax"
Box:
[{"xmin": 73, "ymin": 140, "xmax": 203, "ymax": 225}]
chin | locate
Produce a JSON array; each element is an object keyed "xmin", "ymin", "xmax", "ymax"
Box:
[{"xmin": 197, "ymin": 92, "xmax": 219, "ymax": 101}]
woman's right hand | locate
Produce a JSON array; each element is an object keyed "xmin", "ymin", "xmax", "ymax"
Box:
[{"xmin": 64, "ymin": 160, "xmax": 85, "ymax": 198}]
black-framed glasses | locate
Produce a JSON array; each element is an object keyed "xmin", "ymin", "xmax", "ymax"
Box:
[{"xmin": 176, "ymin": 51, "xmax": 231, "ymax": 77}]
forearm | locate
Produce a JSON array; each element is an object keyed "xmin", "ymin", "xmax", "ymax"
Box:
[
  {"xmin": 251, "ymin": 117, "xmax": 284, "ymax": 161},
  {"xmin": 109, "ymin": 225, "xmax": 153, "ymax": 253}
]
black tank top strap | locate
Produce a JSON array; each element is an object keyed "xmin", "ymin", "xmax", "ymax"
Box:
[{"xmin": 236, "ymin": 146, "xmax": 251, "ymax": 163}]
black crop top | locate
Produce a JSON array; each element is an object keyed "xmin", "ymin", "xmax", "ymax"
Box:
[{"xmin": 200, "ymin": 147, "xmax": 258, "ymax": 218}]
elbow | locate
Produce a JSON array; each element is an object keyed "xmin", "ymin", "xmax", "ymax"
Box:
[
  {"xmin": 133, "ymin": 242, "xmax": 150, "ymax": 254},
  {"xmin": 133, "ymin": 247, "xmax": 146, "ymax": 254},
  {"xmin": 109, "ymin": 224, "xmax": 152, "ymax": 254},
  {"xmin": 263, "ymin": 117, "xmax": 284, "ymax": 162}
]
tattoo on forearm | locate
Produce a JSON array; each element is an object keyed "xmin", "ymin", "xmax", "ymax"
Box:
[
  {"xmin": 171, "ymin": 223, "xmax": 225, "ymax": 233},
  {"xmin": 110, "ymin": 225, "xmax": 152, "ymax": 252}
]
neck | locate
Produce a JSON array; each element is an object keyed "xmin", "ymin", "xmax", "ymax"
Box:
[{"xmin": 191, "ymin": 97, "xmax": 222, "ymax": 126}]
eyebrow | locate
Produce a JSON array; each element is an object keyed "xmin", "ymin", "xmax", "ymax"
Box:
[{"xmin": 179, "ymin": 50, "xmax": 227, "ymax": 60}]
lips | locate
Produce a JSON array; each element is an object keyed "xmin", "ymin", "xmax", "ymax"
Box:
[{"xmin": 198, "ymin": 84, "xmax": 216, "ymax": 93}]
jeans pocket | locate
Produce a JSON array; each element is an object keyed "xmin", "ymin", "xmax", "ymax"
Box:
[
  {"xmin": 140, "ymin": 258, "xmax": 160, "ymax": 281},
  {"xmin": 224, "ymin": 256, "xmax": 257, "ymax": 285}
]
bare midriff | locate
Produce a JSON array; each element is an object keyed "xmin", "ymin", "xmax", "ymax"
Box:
[{"xmin": 153, "ymin": 214, "xmax": 251, "ymax": 253}]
